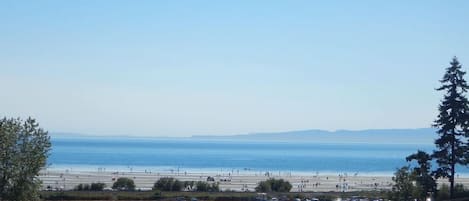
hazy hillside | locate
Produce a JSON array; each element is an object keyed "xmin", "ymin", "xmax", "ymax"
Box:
[
  {"xmin": 192, "ymin": 128, "xmax": 437, "ymax": 144},
  {"xmin": 51, "ymin": 128, "xmax": 438, "ymax": 144}
]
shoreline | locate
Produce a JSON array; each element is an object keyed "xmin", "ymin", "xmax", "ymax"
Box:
[
  {"xmin": 43, "ymin": 164, "xmax": 404, "ymax": 177},
  {"xmin": 39, "ymin": 167, "xmax": 469, "ymax": 192},
  {"xmin": 45, "ymin": 164, "xmax": 469, "ymax": 177}
]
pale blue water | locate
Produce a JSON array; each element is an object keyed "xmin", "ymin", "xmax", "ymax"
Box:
[{"xmin": 48, "ymin": 136, "xmax": 469, "ymax": 175}]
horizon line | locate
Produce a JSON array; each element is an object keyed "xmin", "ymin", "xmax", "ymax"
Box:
[{"xmin": 49, "ymin": 127, "xmax": 436, "ymax": 138}]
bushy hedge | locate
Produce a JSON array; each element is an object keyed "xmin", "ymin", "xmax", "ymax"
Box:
[
  {"xmin": 255, "ymin": 178, "xmax": 292, "ymax": 192},
  {"xmin": 154, "ymin": 177, "xmax": 183, "ymax": 191},
  {"xmin": 195, "ymin": 181, "xmax": 219, "ymax": 192},
  {"xmin": 74, "ymin": 183, "xmax": 106, "ymax": 191},
  {"xmin": 436, "ymin": 183, "xmax": 469, "ymax": 200},
  {"xmin": 112, "ymin": 177, "xmax": 136, "ymax": 191},
  {"xmin": 154, "ymin": 177, "xmax": 219, "ymax": 192}
]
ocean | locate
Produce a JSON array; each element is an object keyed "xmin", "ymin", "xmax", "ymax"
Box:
[{"xmin": 48, "ymin": 136, "xmax": 469, "ymax": 176}]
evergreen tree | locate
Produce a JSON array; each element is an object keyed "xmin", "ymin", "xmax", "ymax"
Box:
[
  {"xmin": 390, "ymin": 166, "xmax": 415, "ymax": 201},
  {"xmin": 406, "ymin": 150, "xmax": 436, "ymax": 199},
  {"xmin": 433, "ymin": 57, "xmax": 469, "ymax": 199}
]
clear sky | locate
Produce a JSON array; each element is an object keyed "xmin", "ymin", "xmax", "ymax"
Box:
[{"xmin": 1, "ymin": 0, "xmax": 468, "ymax": 137}]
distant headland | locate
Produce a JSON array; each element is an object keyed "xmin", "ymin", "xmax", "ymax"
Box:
[{"xmin": 51, "ymin": 128, "xmax": 437, "ymax": 144}]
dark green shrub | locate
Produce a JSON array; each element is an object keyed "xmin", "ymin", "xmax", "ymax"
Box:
[
  {"xmin": 74, "ymin": 184, "xmax": 84, "ymax": 191},
  {"xmin": 74, "ymin": 183, "xmax": 91, "ymax": 191},
  {"xmin": 74, "ymin": 183, "xmax": 106, "ymax": 191},
  {"xmin": 195, "ymin": 181, "xmax": 220, "ymax": 192},
  {"xmin": 154, "ymin": 177, "xmax": 183, "ymax": 191},
  {"xmin": 90, "ymin": 182, "xmax": 106, "ymax": 191},
  {"xmin": 453, "ymin": 183, "xmax": 469, "ymax": 199},
  {"xmin": 112, "ymin": 177, "xmax": 136, "ymax": 191},
  {"xmin": 436, "ymin": 184, "xmax": 450, "ymax": 200},
  {"xmin": 255, "ymin": 178, "xmax": 292, "ymax": 192}
]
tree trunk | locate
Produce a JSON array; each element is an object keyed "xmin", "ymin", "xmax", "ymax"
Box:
[
  {"xmin": 450, "ymin": 136, "xmax": 456, "ymax": 199},
  {"xmin": 451, "ymin": 162, "xmax": 455, "ymax": 199}
]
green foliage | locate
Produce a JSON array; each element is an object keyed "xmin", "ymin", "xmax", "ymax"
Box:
[
  {"xmin": 255, "ymin": 178, "xmax": 292, "ymax": 192},
  {"xmin": 74, "ymin": 183, "xmax": 106, "ymax": 191},
  {"xmin": 255, "ymin": 181, "xmax": 271, "ymax": 192},
  {"xmin": 406, "ymin": 150, "xmax": 437, "ymax": 200},
  {"xmin": 455, "ymin": 183, "xmax": 465, "ymax": 192},
  {"xmin": 154, "ymin": 177, "xmax": 183, "ymax": 191},
  {"xmin": 433, "ymin": 57, "xmax": 469, "ymax": 199},
  {"xmin": 0, "ymin": 117, "xmax": 51, "ymax": 201},
  {"xmin": 195, "ymin": 181, "xmax": 220, "ymax": 192},
  {"xmin": 112, "ymin": 177, "xmax": 136, "ymax": 191},
  {"xmin": 390, "ymin": 167, "xmax": 415, "ymax": 201},
  {"xmin": 90, "ymin": 182, "xmax": 106, "ymax": 191},
  {"xmin": 437, "ymin": 184, "xmax": 450, "ymax": 200},
  {"xmin": 452, "ymin": 183, "xmax": 469, "ymax": 198},
  {"xmin": 74, "ymin": 183, "xmax": 90, "ymax": 191}
]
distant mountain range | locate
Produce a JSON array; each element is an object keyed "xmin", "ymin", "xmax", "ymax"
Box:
[
  {"xmin": 51, "ymin": 128, "xmax": 438, "ymax": 144},
  {"xmin": 192, "ymin": 128, "xmax": 438, "ymax": 144}
]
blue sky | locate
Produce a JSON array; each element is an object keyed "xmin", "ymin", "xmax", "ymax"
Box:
[{"xmin": 1, "ymin": 0, "xmax": 468, "ymax": 136}]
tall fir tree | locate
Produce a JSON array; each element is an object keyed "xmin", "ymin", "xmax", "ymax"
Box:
[{"xmin": 433, "ymin": 57, "xmax": 469, "ymax": 199}]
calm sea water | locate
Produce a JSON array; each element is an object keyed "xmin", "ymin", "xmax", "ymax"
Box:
[{"xmin": 48, "ymin": 136, "xmax": 469, "ymax": 175}]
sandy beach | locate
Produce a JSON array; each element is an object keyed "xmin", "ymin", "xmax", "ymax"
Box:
[{"xmin": 39, "ymin": 169, "xmax": 469, "ymax": 192}]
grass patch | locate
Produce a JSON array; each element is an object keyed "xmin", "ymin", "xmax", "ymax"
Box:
[{"xmin": 40, "ymin": 190, "xmax": 389, "ymax": 201}]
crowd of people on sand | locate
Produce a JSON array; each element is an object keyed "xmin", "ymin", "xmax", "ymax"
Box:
[{"xmin": 40, "ymin": 167, "xmax": 407, "ymax": 192}]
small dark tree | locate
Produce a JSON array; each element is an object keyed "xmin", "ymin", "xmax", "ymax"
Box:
[
  {"xmin": 390, "ymin": 166, "xmax": 415, "ymax": 201},
  {"xmin": 0, "ymin": 117, "xmax": 51, "ymax": 201},
  {"xmin": 195, "ymin": 181, "xmax": 219, "ymax": 192},
  {"xmin": 406, "ymin": 150, "xmax": 437, "ymax": 199},
  {"xmin": 112, "ymin": 177, "xmax": 136, "ymax": 191},
  {"xmin": 432, "ymin": 57, "xmax": 469, "ymax": 199},
  {"xmin": 255, "ymin": 178, "xmax": 292, "ymax": 192},
  {"xmin": 90, "ymin": 183, "xmax": 106, "ymax": 191},
  {"xmin": 255, "ymin": 181, "xmax": 271, "ymax": 192},
  {"xmin": 195, "ymin": 181, "xmax": 209, "ymax": 192},
  {"xmin": 153, "ymin": 177, "xmax": 183, "ymax": 191},
  {"xmin": 74, "ymin": 184, "xmax": 85, "ymax": 191}
]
